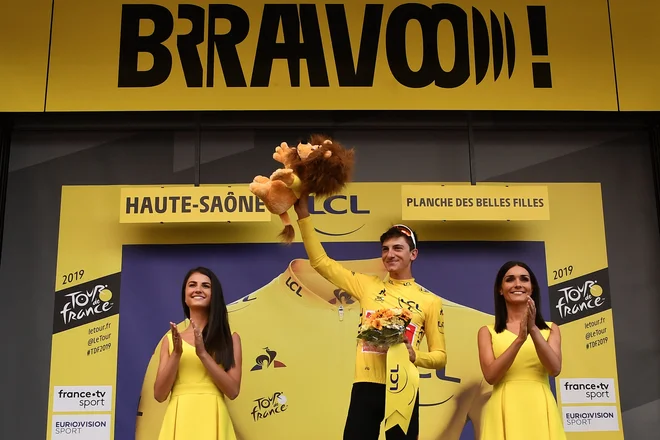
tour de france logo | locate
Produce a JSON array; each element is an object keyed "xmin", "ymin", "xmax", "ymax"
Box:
[
  {"xmin": 53, "ymin": 273, "xmax": 121, "ymax": 333},
  {"xmin": 549, "ymin": 268, "xmax": 610, "ymax": 325}
]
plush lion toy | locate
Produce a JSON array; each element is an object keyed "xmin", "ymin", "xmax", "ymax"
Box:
[{"xmin": 249, "ymin": 134, "xmax": 355, "ymax": 243}]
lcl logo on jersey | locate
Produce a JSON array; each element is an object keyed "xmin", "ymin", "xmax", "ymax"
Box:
[
  {"xmin": 306, "ymin": 194, "xmax": 370, "ymax": 237},
  {"xmin": 285, "ymin": 277, "xmax": 303, "ymax": 297},
  {"xmin": 398, "ymin": 297, "xmax": 422, "ymax": 315}
]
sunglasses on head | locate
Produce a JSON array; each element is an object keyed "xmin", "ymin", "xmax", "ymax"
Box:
[{"xmin": 393, "ymin": 224, "xmax": 417, "ymax": 249}]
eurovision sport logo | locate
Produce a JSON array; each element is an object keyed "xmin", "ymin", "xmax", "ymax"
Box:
[
  {"xmin": 52, "ymin": 273, "xmax": 121, "ymax": 333},
  {"xmin": 549, "ymin": 268, "xmax": 611, "ymax": 325}
]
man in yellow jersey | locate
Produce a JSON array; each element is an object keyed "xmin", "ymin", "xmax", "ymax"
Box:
[{"xmin": 292, "ymin": 196, "xmax": 448, "ymax": 440}]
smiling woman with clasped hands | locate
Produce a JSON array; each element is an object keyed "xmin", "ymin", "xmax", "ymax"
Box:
[
  {"xmin": 477, "ymin": 261, "xmax": 566, "ymax": 440},
  {"xmin": 153, "ymin": 267, "xmax": 242, "ymax": 440}
]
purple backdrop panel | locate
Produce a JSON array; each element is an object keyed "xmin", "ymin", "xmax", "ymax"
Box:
[{"xmin": 115, "ymin": 241, "xmax": 548, "ymax": 440}]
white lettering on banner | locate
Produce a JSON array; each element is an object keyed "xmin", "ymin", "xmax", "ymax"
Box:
[
  {"xmin": 559, "ymin": 379, "xmax": 616, "ymax": 404},
  {"xmin": 53, "ymin": 386, "xmax": 113, "ymax": 412},
  {"xmin": 562, "ymin": 406, "xmax": 620, "ymax": 432},
  {"xmin": 52, "ymin": 414, "xmax": 111, "ymax": 439}
]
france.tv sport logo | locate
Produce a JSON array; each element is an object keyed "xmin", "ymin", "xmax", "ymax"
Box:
[
  {"xmin": 53, "ymin": 386, "xmax": 113, "ymax": 412},
  {"xmin": 559, "ymin": 379, "xmax": 616, "ymax": 404}
]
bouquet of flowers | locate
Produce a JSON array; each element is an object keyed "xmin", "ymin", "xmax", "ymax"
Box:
[{"xmin": 357, "ymin": 308, "xmax": 413, "ymax": 349}]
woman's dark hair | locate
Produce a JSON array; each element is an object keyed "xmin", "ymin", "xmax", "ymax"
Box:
[
  {"xmin": 493, "ymin": 261, "xmax": 550, "ymax": 333},
  {"xmin": 181, "ymin": 267, "xmax": 234, "ymax": 370}
]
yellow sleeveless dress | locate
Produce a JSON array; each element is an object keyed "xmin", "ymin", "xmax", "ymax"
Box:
[
  {"xmin": 480, "ymin": 323, "xmax": 566, "ymax": 440},
  {"xmin": 157, "ymin": 332, "xmax": 237, "ymax": 440}
]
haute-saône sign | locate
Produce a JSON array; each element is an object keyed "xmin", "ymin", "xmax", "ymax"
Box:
[
  {"xmin": 44, "ymin": 0, "xmax": 618, "ymax": 111},
  {"xmin": 401, "ymin": 184, "xmax": 550, "ymax": 221},
  {"xmin": 119, "ymin": 186, "xmax": 271, "ymax": 223}
]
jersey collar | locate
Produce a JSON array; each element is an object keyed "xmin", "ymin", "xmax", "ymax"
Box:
[{"xmin": 383, "ymin": 273, "xmax": 416, "ymax": 287}]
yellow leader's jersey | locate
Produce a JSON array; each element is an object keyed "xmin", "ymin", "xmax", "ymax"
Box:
[
  {"xmin": 135, "ymin": 258, "xmax": 494, "ymax": 440},
  {"xmin": 297, "ymin": 216, "xmax": 447, "ymax": 384}
]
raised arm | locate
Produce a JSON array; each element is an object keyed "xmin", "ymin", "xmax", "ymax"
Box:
[
  {"xmin": 294, "ymin": 196, "xmax": 369, "ymax": 300},
  {"xmin": 477, "ymin": 318, "xmax": 527, "ymax": 385},
  {"xmin": 414, "ymin": 296, "xmax": 447, "ymax": 370}
]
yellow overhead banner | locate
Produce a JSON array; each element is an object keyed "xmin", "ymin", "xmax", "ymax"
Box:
[
  {"xmin": 2, "ymin": 0, "xmax": 659, "ymax": 112},
  {"xmin": 119, "ymin": 186, "xmax": 271, "ymax": 223},
  {"xmin": 0, "ymin": 0, "xmax": 52, "ymax": 111},
  {"xmin": 44, "ymin": 0, "xmax": 618, "ymax": 111},
  {"xmin": 401, "ymin": 184, "xmax": 550, "ymax": 221}
]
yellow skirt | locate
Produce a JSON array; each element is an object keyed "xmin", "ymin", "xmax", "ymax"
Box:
[
  {"xmin": 158, "ymin": 384, "xmax": 237, "ymax": 440},
  {"xmin": 481, "ymin": 379, "xmax": 566, "ymax": 440}
]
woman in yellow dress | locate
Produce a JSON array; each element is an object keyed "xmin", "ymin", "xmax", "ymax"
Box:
[
  {"xmin": 477, "ymin": 261, "xmax": 566, "ymax": 440},
  {"xmin": 154, "ymin": 267, "xmax": 242, "ymax": 440}
]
